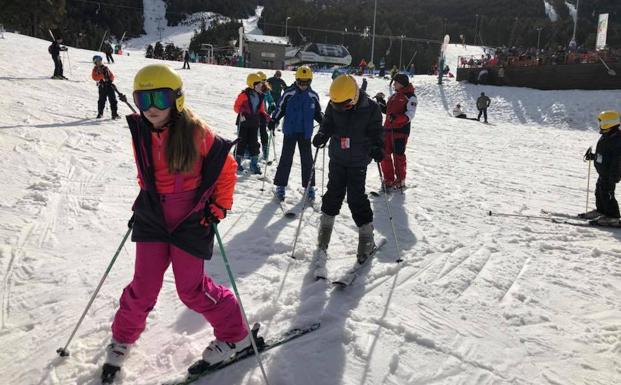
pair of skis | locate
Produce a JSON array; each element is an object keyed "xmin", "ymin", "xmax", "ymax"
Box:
[
  {"xmin": 315, "ymin": 238, "xmax": 388, "ymax": 287},
  {"xmin": 489, "ymin": 209, "xmax": 621, "ymax": 228},
  {"xmin": 159, "ymin": 323, "xmax": 321, "ymax": 385}
]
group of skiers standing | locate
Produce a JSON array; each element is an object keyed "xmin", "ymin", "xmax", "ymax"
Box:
[{"xmin": 96, "ymin": 62, "xmax": 418, "ymax": 383}]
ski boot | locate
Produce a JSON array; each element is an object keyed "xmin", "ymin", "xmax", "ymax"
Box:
[
  {"xmin": 101, "ymin": 339, "xmax": 132, "ymax": 384},
  {"xmin": 596, "ymin": 216, "xmax": 620, "ymax": 226},
  {"xmin": 356, "ymin": 223, "xmax": 375, "ymax": 264},
  {"xmin": 394, "ymin": 179, "xmax": 405, "ymax": 190},
  {"xmin": 201, "ymin": 334, "xmax": 251, "ymax": 366},
  {"xmin": 249, "ymin": 156, "xmax": 262, "ymax": 175},
  {"xmin": 262, "ymin": 144, "xmax": 269, "ymax": 161},
  {"xmin": 111, "ymin": 113, "xmax": 120, "ymax": 120},
  {"xmin": 306, "ymin": 186, "xmax": 316, "ymax": 202},
  {"xmin": 96, "ymin": 112, "xmax": 103, "ymax": 119},
  {"xmin": 578, "ymin": 209, "xmax": 602, "ymax": 219},
  {"xmin": 275, "ymin": 186, "xmax": 286, "ymax": 202},
  {"xmin": 314, "ymin": 213, "xmax": 335, "ymax": 279},
  {"xmin": 235, "ymin": 156, "xmax": 244, "ymax": 175}
]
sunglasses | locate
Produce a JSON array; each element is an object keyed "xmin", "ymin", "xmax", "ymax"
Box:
[
  {"xmin": 296, "ymin": 79, "xmax": 311, "ymax": 86},
  {"xmin": 330, "ymin": 99, "xmax": 354, "ymax": 112},
  {"xmin": 133, "ymin": 88, "xmax": 179, "ymax": 111}
]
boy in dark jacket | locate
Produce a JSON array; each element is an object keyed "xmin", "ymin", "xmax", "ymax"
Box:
[
  {"xmin": 183, "ymin": 50, "xmax": 191, "ymax": 69},
  {"xmin": 311, "ymin": 74, "xmax": 384, "ymax": 277},
  {"xmin": 582, "ymin": 111, "xmax": 621, "ymax": 226},
  {"xmin": 49, "ymin": 37, "xmax": 68, "ymax": 79},
  {"xmin": 268, "ymin": 66, "xmax": 323, "ymax": 201},
  {"xmin": 91, "ymin": 55, "xmax": 119, "ymax": 119}
]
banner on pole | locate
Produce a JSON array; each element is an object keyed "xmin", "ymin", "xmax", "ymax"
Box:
[{"xmin": 596, "ymin": 13, "xmax": 609, "ymax": 50}]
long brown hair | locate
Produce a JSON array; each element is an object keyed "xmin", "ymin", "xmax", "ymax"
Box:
[{"xmin": 165, "ymin": 108, "xmax": 205, "ymax": 173}]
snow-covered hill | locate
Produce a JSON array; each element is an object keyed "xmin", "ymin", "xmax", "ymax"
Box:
[{"xmin": 0, "ymin": 32, "xmax": 620, "ymax": 385}]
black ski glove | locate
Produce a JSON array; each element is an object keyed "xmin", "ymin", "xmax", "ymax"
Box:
[
  {"xmin": 369, "ymin": 146, "xmax": 384, "ymax": 162},
  {"xmin": 200, "ymin": 203, "xmax": 227, "ymax": 226},
  {"xmin": 268, "ymin": 120, "xmax": 277, "ymax": 133},
  {"xmin": 312, "ymin": 132, "xmax": 329, "ymax": 148},
  {"xmin": 118, "ymin": 93, "xmax": 128, "ymax": 103},
  {"xmin": 584, "ymin": 147, "xmax": 596, "ymax": 161}
]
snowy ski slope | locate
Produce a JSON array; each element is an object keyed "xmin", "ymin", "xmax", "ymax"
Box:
[{"xmin": 0, "ymin": 32, "xmax": 620, "ymax": 385}]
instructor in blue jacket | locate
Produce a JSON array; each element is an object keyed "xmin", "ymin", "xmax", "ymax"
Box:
[{"xmin": 269, "ymin": 66, "xmax": 323, "ymax": 202}]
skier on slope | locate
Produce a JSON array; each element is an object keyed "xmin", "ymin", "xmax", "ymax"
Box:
[
  {"xmin": 269, "ymin": 65, "xmax": 323, "ymax": 202},
  {"xmin": 581, "ymin": 111, "xmax": 621, "ymax": 226},
  {"xmin": 476, "ymin": 92, "xmax": 491, "ymax": 123},
  {"xmin": 257, "ymin": 71, "xmax": 275, "ymax": 161},
  {"xmin": 101, "ymin": 64, "xmax": 250, "ymax": 384},
  {"xmin": 103, "ymin": 42, "xmax": 115, "ymax": 64},
  {"xmin": 311, "ymin": 74, "xmax": 384, "ymax": 277},
  {"xmin": 91, "ymin": 55, "xmax": 119, "ymax": 119},
  {"xmin": 267, "ymin": 70, "xmax": 288, "ymax": 105},
  {"xmin": 49, "ymin": 36, "xmax": 68, "ymax": 79},
  {"xmin": 380, "ymin": 73, "xmax": 417, "ymax": 190},
  {"xmin": 233, "ymin": 72, "xmax": 269, "ymax": 175}
]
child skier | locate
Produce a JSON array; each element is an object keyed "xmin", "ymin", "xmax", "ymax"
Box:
[
  {"xmin": 381, "ymin": 73, "xmax": 417, "ymax": 189},
  {"xmin": 91, "ymin": 55, "xmax": 119, "ymax": 119},
  {"xmin": 49, "ymin": 37, "xmax": 68, "ymax": 79},
  {"xmin": 581, "ymin": 111, "xmax": 621, "ymax": 226},
  {"xmin": 233, "ymin": 73, "xmax": 269, "ymax": 174},
  {"xmin": 311, "ymin": 74, "xmax": 384, "ymax": 277},
  {"xmin": 102, "ymin": 64, "xmax": 249, "ymax": 383},
  {"xmin": 268, "ymin": 66, "xmax": 323, "ymax": 201},
  {"xmin": 257, "ymin": 71, "xmax": 275, "ymax": 161}
]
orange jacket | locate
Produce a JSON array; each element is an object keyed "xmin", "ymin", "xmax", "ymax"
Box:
[
  {"xmin": 92, "ymin": 65, "xmax": 115, "ymax": 82},
  {"xmin": 234, "ymin": 89, "xmax": 270, "ymax": 120},
  {"xmin": 136, "ymin": 124, "xmax": 237, "ymax": 209}
]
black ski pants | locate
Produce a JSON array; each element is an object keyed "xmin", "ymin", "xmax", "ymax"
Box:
[
  {"xmin": 595, "ymin": 176, "xmax": 620, "ymax": 218},
  {"xmin": 321, "ymin": 161, "xmax": 372, "ymax": 227},
  {"xmin": 477, "ymin": 108, "xmax": 488, "ymax": 122},
  {"xmin": 98, "ymin": 84, "xmax": 118, "ymax": 115},
  {"xmin": 52, "ymin": 56, "xmax": 63, "ymax": 77},
  {"xmin": 236, "ymin": 122, "xmax": 260, "ymax": 158},
  {"xmin": 183, "ymin": 60, "xmax": 190, "ymax": 69},
  {"xmin": 106, "ymin": 52, "xmax": 114, "ymax": 63},
  {"xmin": 273, "ymin": 133, "xmax": 315, "ymax": 188}
]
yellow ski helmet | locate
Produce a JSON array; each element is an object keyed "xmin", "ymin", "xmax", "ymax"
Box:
[
  {"xmin": 257, "ymin": 71, "xmax": 267, "ymax": 81},
  {"xmin": 329, "ymin": 75, "xmax": 359, "ymax": 104},
  {"xmin": 246, "ymin": 73, "xmax": 262, "ymax": 88},
  {"xmin": 598, "ymin": 110, "xmax": 621, "ymax": 131},
  {"xmin": 133, "ymin": 64, "xmax": 185, "ymax": 112},
  {"xmin": 295, "ymin": 65, "xmax": 313, "ymax": 81}
]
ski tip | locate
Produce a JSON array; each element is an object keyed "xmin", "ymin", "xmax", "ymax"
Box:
[{"xmin": 488, "ymin": 210, "xmax": 493, "ymax": 216}]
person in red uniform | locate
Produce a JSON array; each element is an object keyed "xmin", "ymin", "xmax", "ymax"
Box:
[
  {"xmin": 380, "ymin": 73, "xmax": 417, "ymax": 189},
  {"xmin": 101, "ymin": 64, "xmax": 250, "ymax": 384}
]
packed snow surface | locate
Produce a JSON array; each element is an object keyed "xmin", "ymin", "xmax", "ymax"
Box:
[{"xmin": 0, "ymin": 32, "xmax": 620, "ymax": 385}]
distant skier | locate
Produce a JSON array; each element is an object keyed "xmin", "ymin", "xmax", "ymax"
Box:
[
  {"xmin": 91, "ymin": 55, "xmax": 119, "ymax": 119},
  {"xmin": 476, "ymin": 92, "xmax": 491, "ymax": 123},
  {"xmin": 102, "ymin": 64, "xmax": 249, "ymax": 384},
  {"xmin": 267, "ymin": 70, "xmax": 287, "ymax": 104},
  {"xmin": 268, "ymin": 66, "xmax": 322, "ymax": 201},
  {"xmin": 257, "ymin": 71, "xmax": 275, "ymax": 160},
  {"xmin": 311, "ymin": 74, "xmax": 383, "ymax": 277},
  {"xmin": 104, "ymin": 42, "xmax": 114, "ymax": 64},
  {"xmin": 49, "ymin": 37, "xmax": 68, "ymax": 79},
  {"xmin": 183, "ymin": 50, "xmax": 191, "ymax": 69},
  {"xmin": 581, "ymin": 111, "xmax": 621, "ymax": 226},
  {"xmin": 380, "ymin": 73, "xmax": 417, "ymax": 190},
  {"xmin": 233, "ymin": 73, "xmax": 269, "ymax": 175}
]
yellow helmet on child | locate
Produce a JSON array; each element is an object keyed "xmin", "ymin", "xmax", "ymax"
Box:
[
  {"xmin": 598, "ymin": 110, "xmax": 621, "ymax": 131},
  {"xmin": 246, "ymin": 73, "xmax": 262, "ymax": 88},
  {"xmin": 134, "ymin": 64, "xmax": 185, "ymax": 112},
  {"xmin": 329, "ymin": 75, "xmax": 359, "ymax": 104},
  {"xmin": 257, "ymin": 71, "xmax": 267, "ymax": 81},
  {"xmin": 295, "ymin": 65, "xmax": 313, "ymax": 80}
]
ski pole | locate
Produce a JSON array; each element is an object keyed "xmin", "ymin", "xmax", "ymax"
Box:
[
  {"xmin": 65, "ymin": 50, "xmax": 73, "ymax": 76},
  {"xmin": 112, "ymin": 84, "xmax": 136, "ymax": 113},
  {"xmin": 290, "ymin": 147, "xmax": 321, "ymax": 259},
  {"xmin": 212, "ymin": 224, "xmax": 271, "ymax": 385},
  {"xmin": 321, "ymin": 147, "xmax": 325, "ymax": 197},
  {"xmin": 271, "ymin": 129, "xmax": 278, "ymax": 163},
  {"xmin": 488, "ymin": 210, "xmax": 560, "ymax": 221},
  {"xmin": 585, "ymin": 160, "xmax": 592, "ymax": 214},
  {"xmin": 57, "ymin": 220, "xmax": 133, "ymax": 357},
  {"xmin": 260, "ymin": 131, "xmax": 273, "ymax": 192},
  {"xmin": 376, "ymin": 163, "xmax": 402, "ymax": 263}
]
